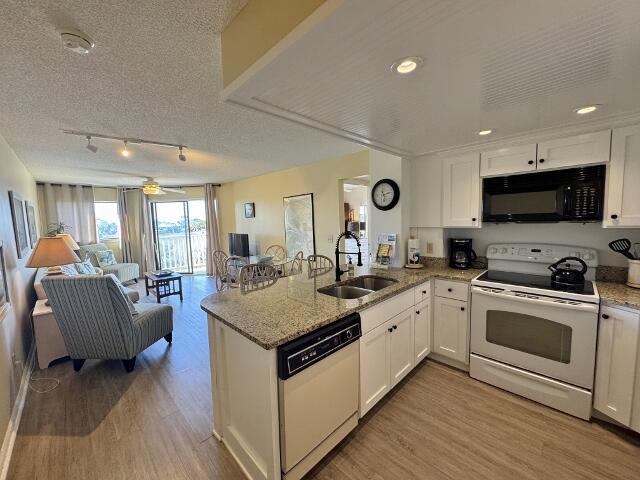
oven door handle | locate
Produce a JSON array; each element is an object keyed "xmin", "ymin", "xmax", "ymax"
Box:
[{"xmin": 471, "ymin": 286, "xmax": 599, "ymax": 313}]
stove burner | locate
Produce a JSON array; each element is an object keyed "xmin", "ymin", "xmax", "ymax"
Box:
[{"xmin": 475, "ymin": 270, "xmax": 595, "ymax": 296}]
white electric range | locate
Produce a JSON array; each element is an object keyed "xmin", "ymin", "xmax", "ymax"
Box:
[{"xmin": 469, "ymin": 243, "xmax": 600, "ymax": 420}]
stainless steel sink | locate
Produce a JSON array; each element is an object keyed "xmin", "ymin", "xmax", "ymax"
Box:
[
  {"xmin": 318, "ymin": 276, "xmax": 398, "ymax": 299},
  {"xmin": 343, "ymin": 275, "xmax": 398, "ymax": 291},
  {"xmin": 317, "ymin": 285, "xmax": 374, "ymax": 299}
]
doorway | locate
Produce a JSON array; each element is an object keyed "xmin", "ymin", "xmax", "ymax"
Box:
[
  {"xmin": 151, "ymin": 200, "xmax": 207, "ymax": 274},
  {"xmin": 343, "ymin": 180, "xmax": 369, "ymax": 263}
]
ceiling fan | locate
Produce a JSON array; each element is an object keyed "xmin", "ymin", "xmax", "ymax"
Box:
[{"xmin": 133, "ymin": 178, "xmax": 186, "ymax": 196}]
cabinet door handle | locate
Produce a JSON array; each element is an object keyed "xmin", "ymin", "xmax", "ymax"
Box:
[
  {"xmin": 472, "ymin": 217, "xmax": 477, "ymax": 222},
  {"xmin": 388, "ymin": 327, "xmax": 393, "ymax": 333},
  {"xmin": 393, "ymin": 325, "xmax": 398, "ymax": 330},
  {"xmin": 448, "ymin": 288, "xmax": 453, "ymax": 292},
  {"xmin": 422, "ymin": 290, "xmax": 427, "ymax": 294},
  {"xmin": 610, "ymin": 214, "xmax": 618, "ymax": 220},
  {"xmin": 460, "ymin": 307, "xmax": 465, "ymax": 311},
  {"xmin": 527, "ymin": 160, "xmax": 534, "ymax": 165},
  {"xmin": 416, "ymin": 310, "xmax": 420, "ymax": 315},
  {"xmin": 538, "ymin": 158, "xmax": 545, "ymax": 163},
  {"xmin": 602, "ymin": 314, "xmax": 609, "ymax": 319}
]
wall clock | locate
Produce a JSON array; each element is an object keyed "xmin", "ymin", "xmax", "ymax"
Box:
[{"xmin": 371, "ymin": 178, "xmax": 400, "ymax": 211}]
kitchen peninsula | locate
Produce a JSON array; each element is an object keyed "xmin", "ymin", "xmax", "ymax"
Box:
[{"xmin": 200, "ymin": 264, "xmax": 482, "ymax": 480}]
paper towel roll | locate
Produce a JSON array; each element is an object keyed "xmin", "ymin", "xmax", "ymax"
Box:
[{"xmin": 408, "ymin": 238, "xmax": 420, "ymax": 251}]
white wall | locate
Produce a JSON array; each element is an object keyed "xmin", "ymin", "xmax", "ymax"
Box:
[
  {"xmin": 369, "ymin": 150, "xmax": 410, "ymax": 266},
  {"xmin": 0, "ymin": 134, "xmax": 38, "ymax": 452}
]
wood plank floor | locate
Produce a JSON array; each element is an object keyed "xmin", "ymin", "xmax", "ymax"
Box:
[{"xmin": 8, "ymin": 275, "xmax": 640, "ymax": 479}]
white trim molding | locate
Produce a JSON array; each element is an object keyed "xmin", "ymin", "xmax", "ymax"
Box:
[{"xmin": 0, "ymin": 344, "xmax": 35, "ymax": 480}]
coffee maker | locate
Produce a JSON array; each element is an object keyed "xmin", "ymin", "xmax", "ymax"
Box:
[{"xmin": 449, "ymin": 238, "xmax": 477, "ymax": 270}]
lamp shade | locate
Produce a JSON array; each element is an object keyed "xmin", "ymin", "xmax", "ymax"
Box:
[
  {"xmin": 55, "ymin": 233, "xmax": 80, "ymax": 251},
  {"xmin": 26, "ymin": 237, "xmax": 81, "ymax": 268}
]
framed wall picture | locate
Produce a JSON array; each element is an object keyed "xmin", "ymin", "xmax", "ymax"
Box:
[
  {"xmin": 26, "ymin": 201, "xmax": 38, "ymax": 248},
  {"xmin": 0, "ymin": 241, "xmax": 9, "ymax": 319},
  {"xmin": 9, "ymin": 191, "xmax": 29, "ymax": 259},
  {"xmin": 283, "ymin": 193, "xmax": 316, "ymax": 258},
  {"xmin": 244, "ymin": 202, "xmax": 255, "ymax": 218}
]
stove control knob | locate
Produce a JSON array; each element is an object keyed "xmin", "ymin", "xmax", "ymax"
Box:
[
  {"xmin": 518, "ymin": 248, "xmax": 527, "ymax": 256},
  {"xmin": 500, "ymin": 248, "xmax": 508, "ymax": 254},
  {"xmin": 488, "ymin": 247, "xmax": 498, "ymax": 255},
  {"xmin": 583, "ymin": 252, "xmax": 594, "ymax": 261}
]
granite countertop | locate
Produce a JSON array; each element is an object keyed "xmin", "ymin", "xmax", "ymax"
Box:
[
  {"xmin": 201, "ymin": 265, "xmax": 484, "ymax": 350},
  {"xmin": 596, "ymin": 281, "xmax": 640, "ymax": 310}
]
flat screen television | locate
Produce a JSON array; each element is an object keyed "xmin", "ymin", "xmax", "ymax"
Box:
[{"xmin": 228, "ymin": 233, "xmax": 249, "ymax": 258}]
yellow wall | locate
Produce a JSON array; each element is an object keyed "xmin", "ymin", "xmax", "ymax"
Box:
[
  {"xmin": 0, "ymin": 133, "xmax": 38, "ymax": 443},
  {"xmin": 221, "ymin": 0, "xmax": 326, "ymax": 87},
  {"xmin": 218, "ymin": 150, "xmax": 369, "ymax": 258}
]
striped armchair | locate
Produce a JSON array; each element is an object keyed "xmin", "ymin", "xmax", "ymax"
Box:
[{"xmin": 42, "ymin": 275, "xmax": 173, "ymax": 372}]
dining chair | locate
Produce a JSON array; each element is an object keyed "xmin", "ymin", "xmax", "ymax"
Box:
[
  {"xmin": 239, "ymin": 264, "xmax": 279, "ymax": 294},
  {"xmin": 307, "ymin": 254, "xmax": 334, "ymax": 278},
  {"xmin": 212, "ymin": 250, "xmax": 229, "ymax": 291},
  {"xmin": 225, "ymin": 255, "xmax": 247, "ymax": 288},
  {"xmin": 288, "ymin": 251, "xmax": 304, "ymax": 276},
  {"xmin": 265, "ymin": 244, "xmax": 285, "ymax": 261}
]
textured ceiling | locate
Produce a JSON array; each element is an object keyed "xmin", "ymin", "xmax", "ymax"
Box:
[
  {"xmin": 0, "ymin": 0, "xmax": 362, "ymax": 186},
  {"xmin": 229, "ymin": 0, "xmax": 640, "ymax": 156}
]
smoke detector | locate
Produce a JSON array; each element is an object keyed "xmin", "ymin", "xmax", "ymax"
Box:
[{"xmin": 60, "ymin": 29, "xmax": 94, "ymax": 54}]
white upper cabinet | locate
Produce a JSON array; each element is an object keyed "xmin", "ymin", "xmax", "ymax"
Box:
[
  {"xmin": 536, "ymin": 130, "xmax": 611, "ymax": 171},
  {"xmin": 480, "ymin": 144, "xmax": 537, "ymax": 177},
  {"xmin": 604, "ymin": 124, "xmax": 640, "ymax": 227},
  {"xmin": 410, "ymin": 155, "xmax": 443, "ymax": 227},
  {"xmin": 594, "ymin": 305, "xmax": 640, "ymax": 426},
  {"xmin": 442, "ymin": 153, "xmax": 481, "ymax": 228}
]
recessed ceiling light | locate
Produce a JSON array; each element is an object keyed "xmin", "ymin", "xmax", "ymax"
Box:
[
  {"xmin": 574, "ymin": 105, "xmax": 600, "ymax": 115},
  {"xmin": 477, "ymin": 129, "xmax": 493, "ymax": 136},
  {"xmin": 391, "ymin": 56, "xmax": 423, "ymax": 75}
]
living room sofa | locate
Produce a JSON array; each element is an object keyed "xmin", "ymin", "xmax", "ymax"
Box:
[{"xmin": 77, "ymin": 243, "xmax": 140, "ymax": 284}]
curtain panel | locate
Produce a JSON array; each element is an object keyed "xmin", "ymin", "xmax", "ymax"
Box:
[
  {"xmin": 116, "ymin": 187, "xmax": 134, "ymax": 263},
  {"xmin": 205, "ymin": 184, "xmax": 222, "ymax": 276},
  {"xmin": 38, "ymin": 183, "xmax": 97, "ymax": 244}
]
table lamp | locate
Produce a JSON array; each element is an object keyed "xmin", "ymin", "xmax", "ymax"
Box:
[
  {"xmin": 26, "ymin": 237, "xmax": 81, "ymax": 275},
  {"xmin": 55, "ymin": 233, "xmax": 80, "ymax": 251}
]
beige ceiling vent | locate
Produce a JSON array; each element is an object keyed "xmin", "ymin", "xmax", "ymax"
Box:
[{"xmin": 60, "ymin": 29, "xmax": 94, "ymax": 54}]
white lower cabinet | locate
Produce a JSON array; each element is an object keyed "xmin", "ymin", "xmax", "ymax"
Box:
[
  {"xmin": 360, "ymin": 320, "xmax": 392, "ymax": 416},
  {"xmin": 413, "ymin": 298, "xmax": 431, "ymax": 363},
  {"xmin": 433, "ymin": 296, "xmax": 469, "ymax": 364},
  {"xmin": 389, "ymin": 310, "xmax": 415, "ymax": 387},
  {"xmin": 594, "ymin": 305, "xmax": 640, "ymax": 427},
  {"xmin": 360, "ymin": 310, "xmax": 415, "ymax": 417}
]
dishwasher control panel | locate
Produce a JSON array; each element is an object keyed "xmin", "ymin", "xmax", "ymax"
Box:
[{"xmin": 277, "ymin": 313, "xmax": 361, "ymax": 380}]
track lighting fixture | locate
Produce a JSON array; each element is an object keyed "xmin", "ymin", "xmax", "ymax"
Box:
[
  {"xmin": 85, "ymin": 135, "xmax": 98, "ymax": 153},
  {"xmin": 63, "ymin": 130, "xmax": 188, "ymax": 162}
]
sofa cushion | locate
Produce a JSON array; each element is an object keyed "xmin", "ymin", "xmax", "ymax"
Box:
[
  {"xmin": 102, "ymin": 263, "xmax": 140, "ymax": 284},
  {"xmin": 60, "ymin": 264, "xmax": 79, "ymax": 276},
  {"xmin": 76, "ymin": 243, "xmax": 108, "ymax": 267},
  {"xmin": 75, "ymin": 259, "xmax": 97, "ymax": 274},
  {"xmin": 95, "ymin": 250, "xmax": 117, "ymax": 268}
]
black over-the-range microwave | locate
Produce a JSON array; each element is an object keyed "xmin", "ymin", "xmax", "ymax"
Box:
[{"xmin": 482, "ymin": 165, "xmax": 606, "ymax": 223}]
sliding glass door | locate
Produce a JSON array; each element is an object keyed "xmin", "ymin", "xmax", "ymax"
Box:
[{"xmin": 151, "ymin": 200, "xmax": 207, "ymax": 274}]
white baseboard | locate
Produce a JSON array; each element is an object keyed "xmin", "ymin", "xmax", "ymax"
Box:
[{"xmin": 0, "ymin": 344, "xmax": 35, "ymax": 480}]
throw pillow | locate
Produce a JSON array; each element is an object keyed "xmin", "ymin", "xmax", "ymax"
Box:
[
  {"xmin": 60, "ymin": 264, "xmax": 79, "ymax": 276},
  {"xmin": 74, "ymin": 256, "xmax": 98, "ymax": 274},
  {"xmin": 95, "ymin": 250, "xmax": 117, "ymax": 268},
  {"xmin": 106, "ymin": 274, "xmax": 138, "ymax": 316}
]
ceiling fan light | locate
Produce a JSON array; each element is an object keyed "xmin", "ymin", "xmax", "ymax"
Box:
[
  {"xmin": 121, "ymin": 140, "xmax": 130, "ymax": 158},
  {"xmin": 178, "ymin": 146, "xmax": 186, "ymax": 162},
  {"xmin": 142, "ymin": 184, "xmax": 161, "ymax": 195}
]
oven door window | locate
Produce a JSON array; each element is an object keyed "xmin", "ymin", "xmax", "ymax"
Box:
[{"xmin": 486, "ymin": 310, "xmax": 572, "ymax": 363}]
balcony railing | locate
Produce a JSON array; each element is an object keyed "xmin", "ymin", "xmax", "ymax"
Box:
[{"xmin": 157, "ymin": 231, "xmax": 207, "ymax": 273}]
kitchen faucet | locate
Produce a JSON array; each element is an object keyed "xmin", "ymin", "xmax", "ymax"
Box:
[{"xmin": 335, "ymin": 231, "xmax": 363, "ymax": 281}]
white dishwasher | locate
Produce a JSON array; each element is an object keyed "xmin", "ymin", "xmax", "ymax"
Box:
[{"xmin": 277, "ymin": 313, "xmax": 361, "ymax": 480}]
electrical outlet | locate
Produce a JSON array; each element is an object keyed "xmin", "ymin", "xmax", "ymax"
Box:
[{"xmin": 426, "ymin": 242, "xmax": 434, "ymax": 254}]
